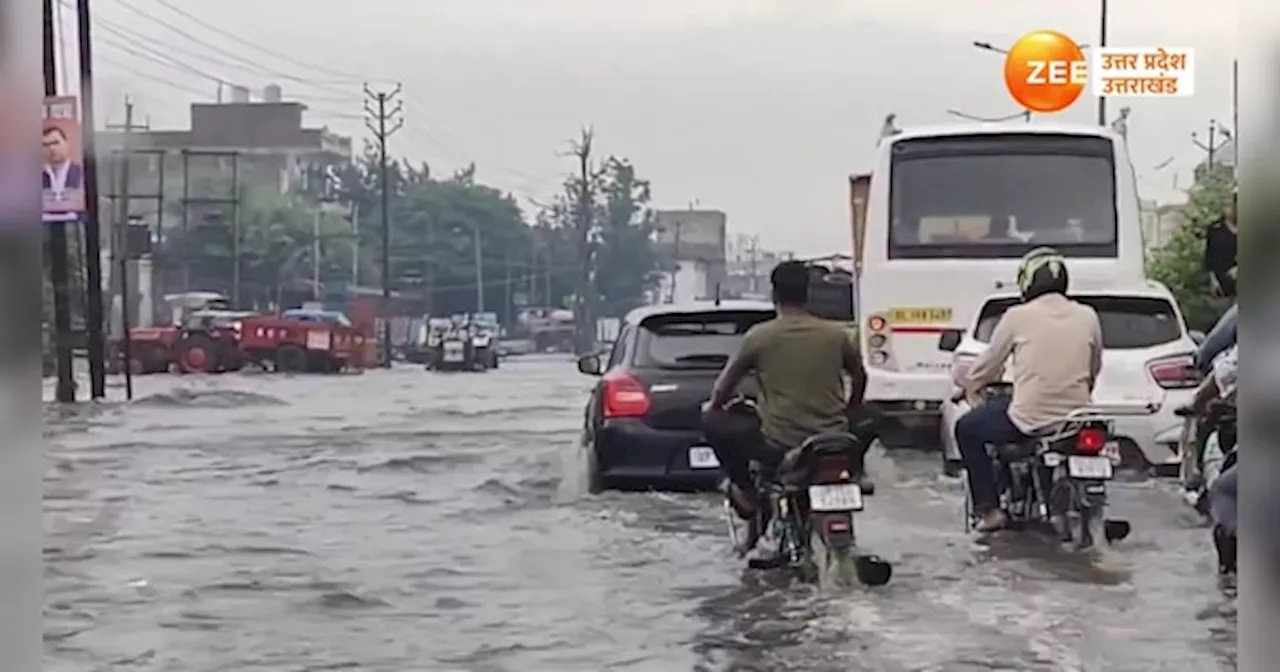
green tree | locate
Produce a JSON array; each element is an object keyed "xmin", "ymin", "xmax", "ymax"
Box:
[
  {"xmin": 594, "ymin": 157, "xmax": 660, "ymax": 317},
  {"xmin": 1146, "ymin": 164, "xmax": 1235, "ymax": 331}
]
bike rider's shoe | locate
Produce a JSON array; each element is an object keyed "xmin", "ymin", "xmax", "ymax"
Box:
[
  {"xmin": 974, "ymin": 508, "xmax": 1007, "ymax": 532},
  {"xmin": 746, "ymin": 544, "xmax": 787, "ymax": 570},
  {"xmin": 720, "ymin": 478, "xmax": 758, "ymax": 519},
  {"xmin": 856, "ymin": 473, "xmax": 877, "ymax": 496}
]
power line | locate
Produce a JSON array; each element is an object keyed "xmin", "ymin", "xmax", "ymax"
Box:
[
  {"xmin": 94, "ymin": 52, "xmax": 215, "ymax": 97},
  {"xmin": 104, "ymin": 0, "xmax": 358, "ymax": 98},
  {"xmin": 147, "ymin": 0, "xmax": 373, "ymax": 83}
]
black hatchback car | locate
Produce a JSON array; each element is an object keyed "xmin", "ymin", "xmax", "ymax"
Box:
[{"xmin": 576, "ymin": 300, "xmax": 776, "ymax": 491}]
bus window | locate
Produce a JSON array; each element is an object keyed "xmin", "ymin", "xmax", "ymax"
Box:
[{"xmin": 888, "ymin": 134, "xmax": 1118, "ymax": 259}]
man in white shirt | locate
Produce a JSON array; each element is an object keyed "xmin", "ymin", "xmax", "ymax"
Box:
[{"xmin": 955, "ymin": 247, "xmax": 1103, "ymax": 531}]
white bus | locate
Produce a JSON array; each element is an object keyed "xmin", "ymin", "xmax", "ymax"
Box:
[{"xmin": 855, "ymin": 122, "xmax": 1146, "ymax": 446}]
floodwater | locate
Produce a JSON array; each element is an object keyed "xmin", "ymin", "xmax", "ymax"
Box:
[{"xmin": 44, "ymin": 357, "xmax": 1235, "ymax": 671}]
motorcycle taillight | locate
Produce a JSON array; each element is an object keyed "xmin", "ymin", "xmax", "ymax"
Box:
[
  {"xmin": 815, "ymin": 454, "xmax": 853, "ymax": 483},
  {"xmin": 1076, "ymin": 427, "xmax": 1107, "ymax": 455}
]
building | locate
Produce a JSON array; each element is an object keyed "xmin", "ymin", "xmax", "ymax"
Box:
[
  {"xmin": 723, "ymin": 235, "xmax": 790, "ymax": 299},
  {"xmin": 1140, "ymin": 199, "xmax": 1189, "ymax": 254},
  {"xmin": 95, "ymin": 86, "xmax": 353, "ymax": 328},
  {"xmin": 652, "ymin": 208, "xmax": 727, "ymax": 303}
]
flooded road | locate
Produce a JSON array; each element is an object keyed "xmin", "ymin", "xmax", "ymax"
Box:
[{"xmin": 44, "ymin": 357, "xmax": 1235, "ymax": 671}]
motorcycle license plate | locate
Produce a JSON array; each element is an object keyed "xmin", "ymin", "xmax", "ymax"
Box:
[
  {"xmin": 688, "ymin": 446, "xmax": 719, "ymax": 469},
  {"xmin": 808, "ymin": 483, "xmax": 864, "ymax": 511},
  {"xmin": 1067, "ymin": 455, "xmax": 1113, "ymax": 479}
]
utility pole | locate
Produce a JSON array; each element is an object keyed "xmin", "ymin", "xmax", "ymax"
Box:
[
  {"xmin": 1192, "ymin": 120, "xmax": 1232, "ymax": 170},
  {"xmin": 472, "ymin": 226, "xmax": 485, "ymax": 313},
  {"xmin": 350, "ymin": 202, "xmax": 360, "ymax": 283},
  {"xmin": 1232, "ymin": 60, "xmax": 1239, "ymax": 170},
  {"xmin": 107, "ymin": 98, "xmax": 143, "ymax": 400},
  {"xmin": 363, "ymin": 83, "xmax": 403, "ymax": 367},
  {"xmin": 311, "ymin": 208, "xmax": 321, "ymax": 299},
  {"xmin": 1097, "ymin": 0, "xmax": 1109, "ymax": 125},
  {"xmin": 76, "ymin": 0, "xmax": 108, "ymax": 399},
  {"xmin": 669, "ymin": 221, "xmax": 682, "ymax": 303},
  {"xmin": 44, "ymin": 0, "xmax": 75, "ymax": 402}
]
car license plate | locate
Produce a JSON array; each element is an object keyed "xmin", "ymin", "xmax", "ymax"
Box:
[
  {"xmin": 688, "ymin": 446, "xmax": 719, "ymax": 469},
  {"xmin": 1067, "ymin": 455, "xmax": 1113, "ymax": 479},
  {"xmin": 808, "ymin": 483, "xmax": 864, "ymax": 511}
]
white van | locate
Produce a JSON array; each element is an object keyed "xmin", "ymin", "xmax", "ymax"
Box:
[{"xmin": 855, "ymin": 122, "xmax": 1146, "ymax": 446}]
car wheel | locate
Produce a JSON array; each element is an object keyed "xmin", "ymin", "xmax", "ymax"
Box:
[{"xmin": 584, "ymin": 437, "xmax": 605, "ymax": 493}]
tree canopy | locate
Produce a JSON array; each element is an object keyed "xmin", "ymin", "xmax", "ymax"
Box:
[
  {"xmin": 161, "ymin": 135, "xmax": 663, "ymax": 326},
  {"xmin": 1146, "ymin": 164, "xmax": 1235, "ymax": 331}
]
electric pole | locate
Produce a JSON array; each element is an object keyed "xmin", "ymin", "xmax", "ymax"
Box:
[
  {"xmin": 76, "ymin": 0, "xmax": 108, "ymax": 399},
  {"xmin": 472, "ymin": 226, "xmax": 485, "ymax": 313},
  {"xmin": 44, "ymin": 0, "xmax": 75, "ymax": 402},
  {"xmin": 1192, "ymin": 120, "xmax": 1232, "ymax": 170},
  {"xmin": 1097, "ymin": 0, "xmax": 1109, "ymax": 125},
  {"xmin": 363, "ymin": 83, "xmax": 403, "ymax": 366},
  {"xmin": 106, "ymin": 98, "xmax": 144, "ymax": 400}
]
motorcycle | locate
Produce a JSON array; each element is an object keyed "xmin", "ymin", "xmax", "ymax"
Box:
[
  {"xmin": 1174, "ymin": 348, "xmax": 1236, "ymax": 515},
  {"xmin": 960, "ymin": 383, "xmax": 1152, "ymax": 550},
  {"xmin": 721, "ymin": 401, "xmax": 892, "ymax": 587}
]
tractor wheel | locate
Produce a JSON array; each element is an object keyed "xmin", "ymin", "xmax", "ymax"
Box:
[
  {"xmin": 275, "ymin": 344, "xmax": 308, "ymax": 373},
  {"xmin": 176, "ymin": 333, "xmax": 219, "ymax": 374}
]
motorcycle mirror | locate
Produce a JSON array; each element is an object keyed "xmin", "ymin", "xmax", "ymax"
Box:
[{"xmin": 938, "ymin": 329, "xmax": 963, "ymax": 352}]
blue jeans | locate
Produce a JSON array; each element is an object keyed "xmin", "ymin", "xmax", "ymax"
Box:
[{"xmin": 955, "ymin": 395, "xmax": 1028, "ymax": 512}]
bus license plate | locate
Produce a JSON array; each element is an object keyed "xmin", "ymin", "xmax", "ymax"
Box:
[
  {"xmin": 808, "ymin": 483, "xmax": 864, "ymax": 511},
  {"xmin": 1067, "ymin": 455, "xmax": 1113, "ymax": 480},
  {"xmin": 688, "ymin": 446, "xmax": 719, "ymax": 469}
]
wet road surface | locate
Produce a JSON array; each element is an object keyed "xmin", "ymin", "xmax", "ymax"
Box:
[{"xmin": 44, "ymin": 357, "xmax": 1236, "ymax": 671}]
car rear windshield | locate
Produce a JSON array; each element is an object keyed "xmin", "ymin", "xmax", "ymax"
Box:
[
  {"xmin": 973, "ymin": 296, "xmax": 1182, "ymax": 349},
  {"xmin": 635, "ymin": 310, "xmax": 775, "ymax": 369}
]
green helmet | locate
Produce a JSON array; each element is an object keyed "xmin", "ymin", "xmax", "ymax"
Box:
[{"xmin": 1016, "ymin": 246, "xmax": 1069, "ymax": 301}]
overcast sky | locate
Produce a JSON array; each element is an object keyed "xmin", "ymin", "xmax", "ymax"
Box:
[{"xmin": 61, "ymin": 0, "xmax": 1238, "ymax": 254}]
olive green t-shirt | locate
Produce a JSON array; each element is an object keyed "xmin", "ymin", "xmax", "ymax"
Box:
[{"xmin": 733, "ymin": 313, "xmax": 857, "ymax": 448}]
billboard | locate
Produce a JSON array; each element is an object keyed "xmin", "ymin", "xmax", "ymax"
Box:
[
  {"xmin": 654, "ymin": 209, "xmax": 726, "ymax": 261},
  {"xmin": 42, "ymin": 95, "xmax": 85, "ymax": 223}
]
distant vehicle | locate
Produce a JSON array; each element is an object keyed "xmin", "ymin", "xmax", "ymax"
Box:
[
  {"xmin": 576, "ymin": 300, "xmax": 776, "ymax": 491},
  {"xmin": 425, "ymin": 316, "xmax": 498, "ymax": 371},
  {"xmin": 107, "ymin": 292, "xmax": 366, "ymax": 374},
  {"xmin": 854, "ymin": 122, "xmax": 1147, "ymax": 448},
  {"xmin": 938, "ymin": 282, "xmax": 1201, "ymax": 476}
]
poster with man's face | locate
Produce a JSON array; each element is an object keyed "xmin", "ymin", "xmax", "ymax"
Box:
[{"xmin": 42, "ymin": 96, "xmax": 84, "ymax": 222}]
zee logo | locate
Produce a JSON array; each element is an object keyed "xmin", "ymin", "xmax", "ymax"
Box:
[{"xmin": 1004, "ymin": 31, "xmax": 1088, "ymax": 113}]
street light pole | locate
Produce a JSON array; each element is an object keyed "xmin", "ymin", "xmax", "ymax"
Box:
[{"xmin": 1097, "ymin": 0, "xmax": 1109, "ymax": 125}]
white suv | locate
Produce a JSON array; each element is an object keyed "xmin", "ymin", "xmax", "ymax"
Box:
[{"xmin": 938, "ymin": 282, "xmax": 1202, "ymax": 476}]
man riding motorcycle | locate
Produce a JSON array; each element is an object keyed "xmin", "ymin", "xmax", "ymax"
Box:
[
  {"xmin": 955, "ymin": 247, "xmax": 1104, "ymax": 532},
  {"xmin": 702, "ymin": 260, "xmax": 872, "ymax": 546}
]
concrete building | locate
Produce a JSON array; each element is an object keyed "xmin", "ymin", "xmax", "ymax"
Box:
[
  {"xmin": 653, "ymin": 209, "xmax": 727, "ymax": 303},
  {"xmin": 94, "ymin": 87, "xmax": 353, "ymax": 328},
  {"xmin": 1140, "ymin": 198, "xmax": 1188, "ymax": 254}
]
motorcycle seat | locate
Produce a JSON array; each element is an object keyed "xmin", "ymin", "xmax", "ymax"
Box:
[{"xmin": 777, "ymin": 432, "xmax": 860, "ymax": 480}]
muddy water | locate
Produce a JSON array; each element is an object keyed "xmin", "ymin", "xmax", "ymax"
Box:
[{"xmin": 44, "ymin": 358, "xmax": 1235, "ymax": 671}]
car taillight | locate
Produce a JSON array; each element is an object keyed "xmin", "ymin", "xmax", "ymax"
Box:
[
  {"xmin": 602, "ymin": 373, "xmax": 651, "ymax": 418},
  {"xmin": 1076, "ymin": 427, "xmax": 1107, "ymax": 454},
  {"xmin": 1147, "ymin": 354, "xmax": 1199, "ymax": 389},
  {"xmin": 951, "ymin": 353, "xmax": 977, "ymax": 386}
]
